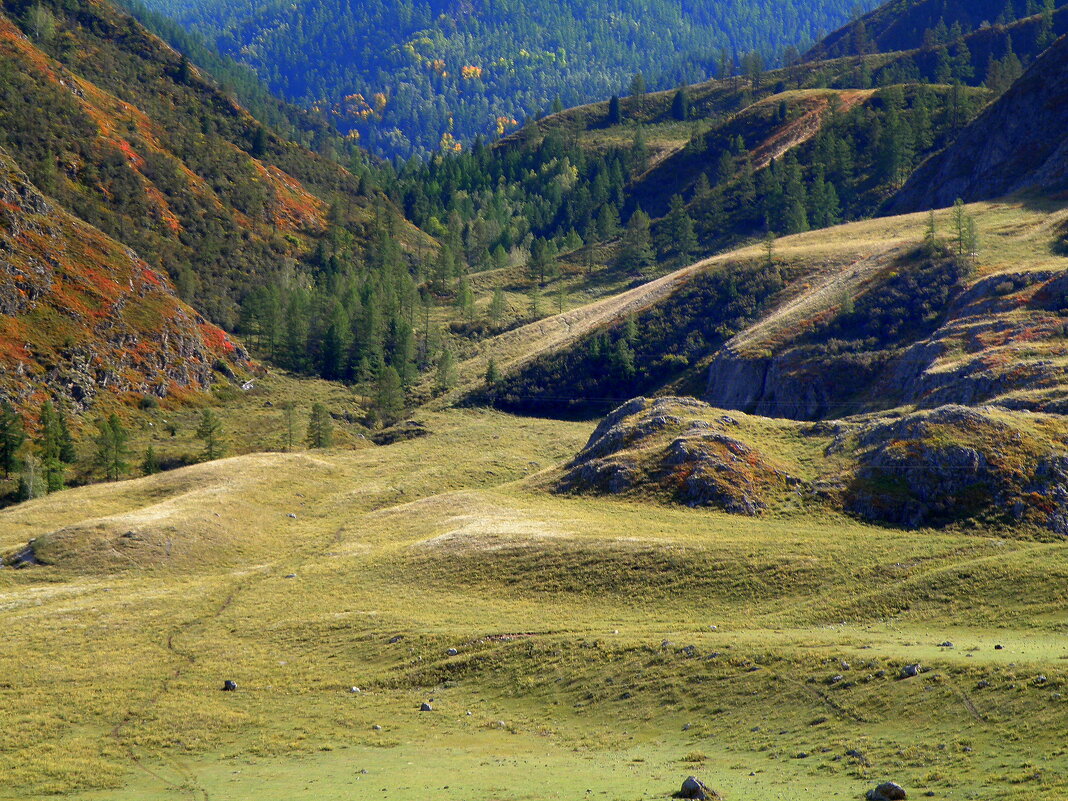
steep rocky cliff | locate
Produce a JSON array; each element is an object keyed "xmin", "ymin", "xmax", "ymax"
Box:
[
  {"xmin": 0, "ymin": 148, "xmax": 247, "ymax": 411},
  {"xmin": 889, "ymin": 35, "xmax": 1068, "ymax": 212}
]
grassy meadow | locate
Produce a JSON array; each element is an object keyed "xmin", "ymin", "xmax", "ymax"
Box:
[{"xmin": 1, "ymin": 402, "xmax": 1066, "ymax": 800}]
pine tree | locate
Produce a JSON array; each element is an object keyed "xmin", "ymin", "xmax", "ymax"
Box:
[
  {"xmin": 671, "ymin": 87, "xmax": 689, "ymax": 121},
  {"xmin": 629, "ymin": 72, "xmax": 646, "ymax": 114},
  {"xmin": 618, "ymin": 209, "xmax": 655, "ymax": 273},
  {"xmin": 529, "ymin": 238, "xmax": 553, "ymax": 284},
  {"xmin": 923, "ymin": 210, "xmax": 940, "ymax": 255},
  {"xmin": 306, "ymin": 403, "xmax": 334, "ymax": 448},
  {"xmin": 662, "ymin": 194, "xmax": 697, "ymax": 261},
  {"xmin": 196, "ymin": 409, "xmax": 224, "ymax": 462},
  {"xmin": 485, "ymin": 357, "xmax": 501, "ymax": 386},
  {"xmin": 435, "ymin": 348, "xmax": 457, "ymax": 394},
  {"xmin": 375, "ymin": 366, "xmax": 405, "ymax": 426},
  {"xmin": 489, "ymin": 287, "xmax": 507, "ymax": 325},
  {"xmin": 250, "ymin": 125, "xmax": 268, "ymax": 158},
  {"xmin": 608, "ymin": 95, "xmax": 622, "ymax": 125},
  {"xmin": 455, "ymin": 275, "xmax": 475, "ymax": 318},
  {"xmin": 36, "ymin": 401, "xmax": 65, "ymax": 493},
  {"xmin": 611, "ymin": 338, "xmax": 636, "ymax": 378},
  {"xmin": 0, "ymin": 401, "xmax": 25, "ymax": 479},
  {"xmin": 282, "ymin": 401, "xmax": 297, "ymax": 451},
  {"xmin": 57, "ymin": 405, "xmax": 76, "ymax": 465},
  {"xmin": 93, "ymin": 414, "xmax": 130, "ymax": 481},
  {"xmin": 142, "ymin": 445, "xmax": 160, "ymax": 476},
  {"xmin": 528, "ymin": 285, "xmax": 543, "ymax": 318}
]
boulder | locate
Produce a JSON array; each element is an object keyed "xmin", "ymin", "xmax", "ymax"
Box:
[
  {"xmin": 899, "ymin": 664, "xmax": 921, "ymax": 679},
  {"xmin": 675, "ymin": 775, "xmax": 715, "ymax": 799},
  {"xmin": 867, "ymin": 781, "xmax": 907, "ymax": 801},
  {"xmin": 221, "ymin": 680, "xmax": 237, "ymax": 692},
  {"xmin": 420, "ymin": 702, "xmax": 433, "ymax": 711}
]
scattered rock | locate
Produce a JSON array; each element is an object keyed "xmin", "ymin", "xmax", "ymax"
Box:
[
  {"xmin": 349, "ymin": 687, "xmax": 361, "ymax": 693},
  {"xmin": 446, "ymin": 648, "xmax": 458, "ymax": 656},
  {"xmin": 388, "ymin": 635, "xmax": 404, "ymax": 644},
  {"xmin": 286, "ymin": 513, "xmax": 297, "ymax": 519},
  {"xmin": 938, "ymin": 641, "xmax": 954, "ymax": 648},
  {"xmin": 420, "ymin": 702, "xmax": 433, "ymax": 712},
  {"xmin": 372, "ymin": 724, "xmax": 382, "ymax": 731},
  {"xmin": 900, "ymin": 664, "xmax": 921, "ymax": 679},
  {"xmin": 995, "ymin": 644, "xmax": 1004, "ymax": 650},
  {"xmin": 284, "ymin": 573, "xmax": 297, "ymax": 579},
  {"xmin": 221, "ymin": 680, "xmax": 237, "ymax": 692},
  {"xmin": 682, "ymin": 723, "xmax": 692, "ymax": 731},
  {"xmin": 675, "ymin": 775, "xmax": 715, "ymax": 799},
  {"xmin": 867, "ymin": 781, "xmax": 907, "ymax": 801}
]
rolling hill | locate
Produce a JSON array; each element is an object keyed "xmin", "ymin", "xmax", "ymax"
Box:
[{"xmin": 2, "ymin": 0, "xmax": 1068, "ymax": 798}]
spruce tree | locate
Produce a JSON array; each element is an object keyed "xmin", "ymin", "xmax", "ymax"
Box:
[
  {"xmin": 36, "ymin": 401, "xmax": 65, "ymax": 493},
  {"xmin": 306, "ymin": 403, "xmax": 334, "ymax": 449},
  {"xmin": 93, "ymin": 414, "xmax": 130, "ymax": 481},
  {"xmin": 375, "ymin": 366, "xmax": 405, "ymax": 426},
  {"xmin": 0, "ymin": 401, "xmax": 25, "ymax": 479},
  {"xmin": 671, "ymin": 87, "xmax": 689, "ymax": 121},
  {"xmin": 608, "ymin": 95, "xmax": 622, "ymax": 125},
  {"xmin": 142, "ymin": 445, "xmax": 160, "ymax": 476},
  {"xmin": 196, "ymin": 409, "xmax": 224, "ymax": 462},
  {"xmin": 618, "ymin": 209, "xmax": 655, "ymax": 273}
]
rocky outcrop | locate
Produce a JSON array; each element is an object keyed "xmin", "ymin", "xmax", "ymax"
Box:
[
  {"xmin": 890, "ymin": 34, "xmax": 1068, "ymax": 212},
  {"xmin": 847, "ymin": 405, "xmax": 1068, "ymax": 533},
  {"xmin": 558, "ymin": 397, "xmax": 800, "ymax": 515},
  {"xmin": 705, "ymin": 261, "xmax": 1068, "ymax": 421},
  {"xmin": 0, "ymin": 149, "xmax": 248, "ymax": 411}
]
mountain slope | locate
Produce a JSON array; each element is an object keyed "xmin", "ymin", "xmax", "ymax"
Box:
[
  {"xmin": 889, "ymin": 34, "xmax": 1068, "ymax": 211},
  {"xmin": 0, "ymin": 0, "xmax": 428, "ymax": 328},
  {"xmin": 136, "ymin": 0, "xmax": 877, "ymax": 157},
  {"xmin": 808, "ymin": 0, "xmax": 1068, "ymax": 61},
  {"xmin": 0, "ymin": 147, "xmax": 247, "ymax": 411}
]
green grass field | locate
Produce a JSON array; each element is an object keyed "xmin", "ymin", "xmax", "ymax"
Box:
[{"xmin": 2, "ymin": 404, "xmax": 1065, "ymax": 800}]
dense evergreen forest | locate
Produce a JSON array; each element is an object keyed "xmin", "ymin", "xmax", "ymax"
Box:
[{"xmin": 135, "ymin": 0, "xmax": 878, "ymax": 157}]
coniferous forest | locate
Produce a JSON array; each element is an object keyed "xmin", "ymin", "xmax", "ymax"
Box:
[{"xmin": 133, "ymin": 0, "xmax": 878, "ymax": 156}]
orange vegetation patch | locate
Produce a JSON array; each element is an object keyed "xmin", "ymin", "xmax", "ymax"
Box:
[
  {"xmin": 750, "ymin": 90, "xmax": 874, "ymax": 171},
  {"xmin": 253, "ymin": 160, "xmax": 326, "ymax": 233},
  {"xmin": 0, "ymin": 16, "xmax": 58, "ymax": 79},
  {"xmin": 199, "ymin": 323, "xmax": 237, "ymax": 354},
  {"xmin": 145, "ymin": 186, "xmax": 182, "ymax": 233}
]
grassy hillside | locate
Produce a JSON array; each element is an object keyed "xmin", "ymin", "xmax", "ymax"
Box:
[
  {"xmin": 452, "ymin": 198, "xmax": 1068, "ymax": 419},
  {"xmin": 1, "ymin": 408, "xmax": 1065, "ymax": 799}
]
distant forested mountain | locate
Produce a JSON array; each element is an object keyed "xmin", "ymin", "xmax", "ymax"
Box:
[{"xmin": 134, "ymin": 0, "xmax": 877, "ymax": 157}]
